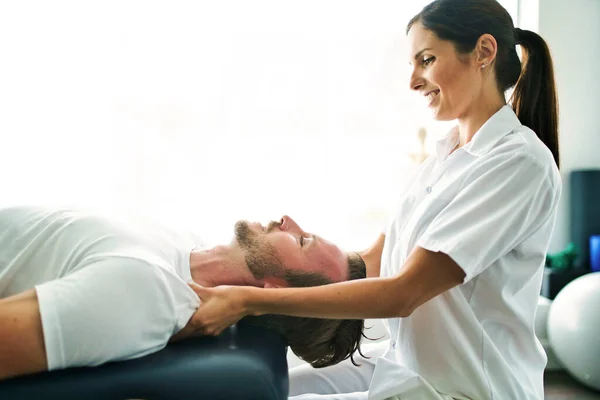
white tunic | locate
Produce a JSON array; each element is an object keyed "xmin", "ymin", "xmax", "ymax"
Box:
[{"xmin": 370, "ymin": 106, "xmax": 561, "ymax": 400}]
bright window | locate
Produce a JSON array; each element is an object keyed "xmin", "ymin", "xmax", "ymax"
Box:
[{"xmin": 0, "ymin": 0, "xmax": 518, "ymax": 250}]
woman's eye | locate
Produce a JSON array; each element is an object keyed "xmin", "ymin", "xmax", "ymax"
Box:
[
  {"xmin": 299, "ymin": 236, "xmax": 305, "ymax": 247},
  {"xmin": 423, "ymin": 56, "xmax": 435, "ymax": 66}
]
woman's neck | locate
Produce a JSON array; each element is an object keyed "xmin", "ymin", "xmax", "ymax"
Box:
[{"xmin": 456, "ymin": 91, "xmax": 506, "ymax": 148}]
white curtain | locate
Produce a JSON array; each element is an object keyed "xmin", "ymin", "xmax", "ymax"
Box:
[{"xmin": 0, "ymin": 0, "xmax": 518, "ymax": 250}]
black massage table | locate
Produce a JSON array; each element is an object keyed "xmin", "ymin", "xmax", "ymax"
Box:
[{"xmin": 0, "ymin": 322, "xmax": 289, "ymax": 400}]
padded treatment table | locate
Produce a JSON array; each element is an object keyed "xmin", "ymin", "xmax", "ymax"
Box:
[{"xmin": 0, "ymin": 322, "xmax": 289, "ymax": 400}]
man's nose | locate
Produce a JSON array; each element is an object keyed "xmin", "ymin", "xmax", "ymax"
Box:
[{"xmin": 280, "ymin": 215, "xmax": 302, "ymax": 233}]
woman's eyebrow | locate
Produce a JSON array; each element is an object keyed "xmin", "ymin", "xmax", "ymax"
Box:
[{"xmin": 413, "ymin": 47, "xmax": 432, "ymax": 60}]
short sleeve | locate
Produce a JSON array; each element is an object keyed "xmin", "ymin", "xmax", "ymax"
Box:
[
  {"xmin": 417, "ymin": 153, "xmax": 557, "ymax": 283},
  {"xmin": 35, "ymin": 259, "xmax": 179, "ymax": 370}
]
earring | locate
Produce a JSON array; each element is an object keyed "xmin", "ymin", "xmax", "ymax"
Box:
[{"xmin": 481, "ymin": 63, "xmax": 487, "ymax": 69}]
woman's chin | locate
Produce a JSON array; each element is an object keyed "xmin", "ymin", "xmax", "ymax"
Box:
[{"xmin": 430, "ymin": 108, "xmax": 453, "ymax": 122}]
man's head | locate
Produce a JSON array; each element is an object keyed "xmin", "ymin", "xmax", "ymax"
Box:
[
  {"xmin": 234, "ymin": 215, "xmax": 368, "ymax": 368},
  {"xmin": 234, "ymin": 215, "xmax": 348, "ymax": 287}
]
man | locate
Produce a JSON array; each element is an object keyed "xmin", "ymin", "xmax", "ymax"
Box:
[{"xmin": 0, "ymin": 206, "xmax": 365, "ymax": 381}]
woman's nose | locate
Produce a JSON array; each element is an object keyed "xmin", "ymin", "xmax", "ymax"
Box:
[{"xmin": 409, "ymin": 68, "xmax": 424, "ymax": 92}]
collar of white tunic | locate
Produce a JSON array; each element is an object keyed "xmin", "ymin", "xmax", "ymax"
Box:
[{"xmin": 435, "ymin": 105, "xmax": 521, "ymax": 162}]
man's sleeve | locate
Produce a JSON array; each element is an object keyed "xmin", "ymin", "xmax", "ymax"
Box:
[
  {"xmin": 417, "ymin": 153, "xmax": 558, "ymax": 283},
  {"xmin": 35, "ymin": 259, "xmax": 179, "ymax": 370}
]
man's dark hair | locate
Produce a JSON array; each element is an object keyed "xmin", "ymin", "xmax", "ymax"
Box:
[{"xmin": 243, "ymin": 252, "xmax": 367, "ymax": 368}]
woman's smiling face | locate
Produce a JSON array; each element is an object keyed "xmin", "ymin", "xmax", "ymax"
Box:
[{"xmin": 407, "ymin": 21, "xmax": 482, "ymax": 121}]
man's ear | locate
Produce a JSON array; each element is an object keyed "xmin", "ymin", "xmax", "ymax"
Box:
[{"xmin": 263, "ymin": 277, "xmax": 289, "ymax": 289}]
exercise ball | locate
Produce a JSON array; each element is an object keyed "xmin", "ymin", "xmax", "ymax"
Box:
[{"xmin": 547, "ymin": 272, "xmax": 600, "ymax": 391}]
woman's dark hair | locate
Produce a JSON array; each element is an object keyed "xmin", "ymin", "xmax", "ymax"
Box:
[
  {"xmin": 243, "ymin": 252, "xmax": 367, "ymax": 368},
  {"xmin": 407, "ymin": 0, "xmax": 559, "ymax": 167}
]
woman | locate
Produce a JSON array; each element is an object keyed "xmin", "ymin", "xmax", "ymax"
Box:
[{"xmin": 183, "ymin": 0, "xmax": 561, "ymax": 398}]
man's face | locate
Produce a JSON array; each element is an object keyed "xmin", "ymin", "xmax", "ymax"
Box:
[{"xmin": 235, "ymin": 215, "xmax": 348, "ymax": 285}]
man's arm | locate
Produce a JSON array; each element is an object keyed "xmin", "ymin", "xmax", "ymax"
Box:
[{"xmin": 0, "ymin": 289, "xmax": 47, "ymax": 380}]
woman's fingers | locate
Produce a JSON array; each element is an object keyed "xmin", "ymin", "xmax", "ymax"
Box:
[
  {"xmin": 171, "ymin": 284, "xmax": 244, "ymax": 339},
  {"xmin": 183, "ymin": 285, "xmax": 248, "ymax": 336},
  {"xmin": 187, "ymin": 281, "xmax": 210, "ymax": 299}
]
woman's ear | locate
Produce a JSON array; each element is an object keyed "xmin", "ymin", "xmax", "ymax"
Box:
[{"xmin": 476, "ymin": 33, "xmax": 498, "ymax": 68}]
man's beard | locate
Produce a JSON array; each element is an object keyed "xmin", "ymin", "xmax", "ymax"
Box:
[{"xmin": 234, "ymin": 220, "xmax": 285, "ymax": 280}]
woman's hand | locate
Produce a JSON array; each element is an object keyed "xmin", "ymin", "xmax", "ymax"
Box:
[{"xmin": 173, "ymin": 283, "xmax": 250, "ymax": 340}]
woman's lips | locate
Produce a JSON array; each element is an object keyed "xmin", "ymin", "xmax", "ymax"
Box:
[{"xmin": 426, "ymin": 89, "xmax": 440, "ymax": 106}]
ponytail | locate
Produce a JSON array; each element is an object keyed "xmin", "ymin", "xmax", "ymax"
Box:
[{"xmin": 510, "ymin": 28, "xmax": 560, "ymax": 168}]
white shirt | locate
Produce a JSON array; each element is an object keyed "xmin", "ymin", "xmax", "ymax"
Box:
[
  {"xmin": 369, "ymin": 106, "xmax": 561, "ymax": 400},
  {"xmin": 0, "ymin": 206, "xmax": 202, "ymax": 370}
]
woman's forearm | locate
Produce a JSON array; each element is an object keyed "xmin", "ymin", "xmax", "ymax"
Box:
[
  {"xmin": 186, "ymin": 247, "xmax": 463, "ymax": 336},
  {"xmin": 243, "ymin": 247, "xmax": 465, "ymax": 321},
  {"xmin": 244, "ymin": 276, "xmax": 408, "ymax": 320}
]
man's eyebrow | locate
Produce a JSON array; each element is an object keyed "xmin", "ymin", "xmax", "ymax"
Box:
[{"xmin": 305, "ymin": 234, "xmax": 318, "ymax": 248}]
